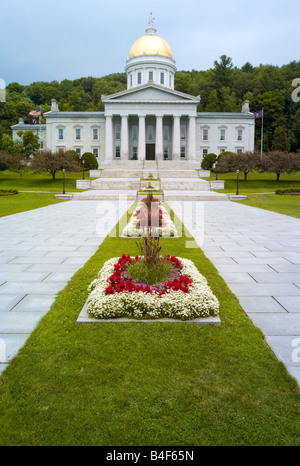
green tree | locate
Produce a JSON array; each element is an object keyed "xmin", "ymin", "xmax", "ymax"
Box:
[
  {"xmin": 22, "ymin": 130, "xmax": 40, "ymax": 157},
  {"xmin": 0, "ymin": 134, "xmax": 22, "ymax": 154},
  {"xmin": 31, "ymin": 149, "xmax": 81, "ymax": 180},
  {"xmin": 273, "ymin": 126, "xmax": 291, "ymax": 151},
  {"xmin": 213, "ymin": 55, "xmax": 234, "ymax": 89}
]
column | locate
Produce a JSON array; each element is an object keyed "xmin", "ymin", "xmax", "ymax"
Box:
[
  {"xmin": 138, "ymin": 115, "xmax": 146, "ymax": 160},
  {"xmin": 105, "ymin": 115, "xmax": 113, "ymax": 160},
  {"xmin": 121, "ymin": 115, "xmax": 129, "ymax": 159},
  {"xmin": 172, "ymin": 115, "xmax": 180, "ymax": 160},
  {"xmin": 187, "ymin": 116, "xmax": 196, "ymax": 160},
  {"xmin": 155, "ymin": 115, "xmax": 163, "ymax": 160}
]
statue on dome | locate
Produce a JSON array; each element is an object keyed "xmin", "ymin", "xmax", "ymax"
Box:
[{"xmin": 148, "ymin": 12, "xmax": 155, "ymax": 29}]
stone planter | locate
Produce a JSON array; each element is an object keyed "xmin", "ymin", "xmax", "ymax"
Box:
[
  {"xmin": 76, "ymin": 180, "xmax": 91, "ymax": 189},
  {"xmin": 210, "ymin": 180, "xmax": 225, "ymax": 190},
  {"xmin": 89, "ymin": 169, "xmax": 101, "ymax": 177}
]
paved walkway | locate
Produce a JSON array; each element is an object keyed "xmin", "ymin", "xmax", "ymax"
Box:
[
  {"xmin": 1, "ymin": 198, "xmax": 300, "ymax": 388},
  {"xmin": 170, "ymin": 200, "xmax": 300, "ymax": 387},
  {"xmin": 0, "ymin": 199, "xmax": 130, "ymax": 373}
]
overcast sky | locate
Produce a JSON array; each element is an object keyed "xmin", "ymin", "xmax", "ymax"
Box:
[{"xmin": 0, "ymin": 0, "xmax": 299, "ymax": 85}]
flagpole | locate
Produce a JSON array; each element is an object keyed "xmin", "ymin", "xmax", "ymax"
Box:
[{"xmin": 260, "ymin": 108, "xmax": 264, "ymax": 158}]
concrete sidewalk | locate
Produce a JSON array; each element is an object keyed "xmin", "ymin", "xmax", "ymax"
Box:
[
  {"xmin": 170, "ymin": 200, "xmax": 300, "ymax": 387},
  {"xmin": 0, "ymin": 199, "xmax": 131, "ymax": 373}
]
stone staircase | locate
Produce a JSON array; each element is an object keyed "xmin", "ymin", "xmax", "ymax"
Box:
[{"xmin": 73, "ymin": 160, "xmax": 229, "ymax": 201}]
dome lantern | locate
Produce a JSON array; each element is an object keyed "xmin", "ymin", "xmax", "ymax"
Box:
[{"xmin": 125, "ymin": 14, "xmax": 176, "ymax": 90}]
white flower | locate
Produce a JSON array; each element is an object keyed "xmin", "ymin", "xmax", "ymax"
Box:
[
  {"xmin": 121, "ymin": 201, "xmax": 178, "ymax": 238},
  {"xmin": 86, "ymin": 257, "xmax": 219, "ymax": 321}
]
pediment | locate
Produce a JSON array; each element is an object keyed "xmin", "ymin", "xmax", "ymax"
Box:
[{"xmin": 102, "ymin": 84, "xmax": 200, "ymax": 103}]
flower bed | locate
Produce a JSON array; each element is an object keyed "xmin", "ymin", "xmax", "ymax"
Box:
[
  {"xmin": 86, "ymin": 254, "xmax": 219, "ymax": 321},
  {"xmin": 121, "ymin": 199, "xmax": 178, "ymax": 237}
]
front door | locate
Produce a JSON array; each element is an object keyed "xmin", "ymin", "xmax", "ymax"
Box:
[{"xmin": 146, "ymin": 144, "xmax": 155, "ymax": 160}]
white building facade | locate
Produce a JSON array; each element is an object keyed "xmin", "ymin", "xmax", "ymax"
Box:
[{"xmin": 12, "ymin": 16, "xmax": 255, "ymax": 162}]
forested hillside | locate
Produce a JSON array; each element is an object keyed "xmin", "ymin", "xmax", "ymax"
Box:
[{"xmin": 1, "ymin": 55, "xmax": 300, "ymax": 152}]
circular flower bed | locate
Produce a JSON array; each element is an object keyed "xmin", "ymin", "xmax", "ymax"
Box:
[{"xmin": 86, "ymin": 254, "xmax": 219, "ymax": 321}]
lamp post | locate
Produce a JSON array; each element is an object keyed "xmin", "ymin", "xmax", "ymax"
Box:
[
  {"xmin": 236, "ymin": 169, "xmax": 239, "ymax": 195},
  {"xmin": 62, "ymin": 168, "xmax": 65, "ymax": 194},
  {"xmin": 82, "ymin": 160, "xmax": 85, "ymax": 180},
  {"xmin": 215, "ymin": 160, "xmax": 218, "ymax": 180}
]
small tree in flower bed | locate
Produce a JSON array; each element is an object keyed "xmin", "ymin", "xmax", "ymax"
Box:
[{"xmin": 135, "ymin": 193, "xmax": 163, "ymax": 231}]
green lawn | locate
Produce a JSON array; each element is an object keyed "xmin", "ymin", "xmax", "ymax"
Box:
[
  {"xmin": 0, "ymin": 170, "xmax": 90, "ymax": 217},
  {"xmin": 206, "ymin": 170, "xmax": 300, "ymax": 193},
  {"xmin": 0, "ymin": 192, "xmax": 66, "ymax": 217},
  {"xmin": 0, "ymin": 170, "xmax": 89, "ymax": 193},
  {"xmin": 0, "ymin": 206, "xmax": 299, "ymax": 446},
  {"xmin": 236, "ymin": 193, "xmax": 300, "ymax": 219}
]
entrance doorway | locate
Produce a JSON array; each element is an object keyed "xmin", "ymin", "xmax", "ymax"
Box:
[{"xmin": 146, "ymin": 144, "xmax": 155, "ymax": 160}]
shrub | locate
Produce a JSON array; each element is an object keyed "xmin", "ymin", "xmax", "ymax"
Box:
[
  {"xmin": 0, "ymin": 189, "xmax": 19, "ymax": 196},
  {"xmin": 201, "ymin": 153, "xmax": 217, "ymax": 170},
  {"xmin": 81, "ymin": 152, "xmax": 98, "ymax": 169},
  {"xmin": 275, "ymin": 188, "xmax": 300, "ymax": 195}
]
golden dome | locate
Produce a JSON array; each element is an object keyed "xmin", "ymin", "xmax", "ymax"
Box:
[{"xmin": 128, "ymin": 33, "xmax": 174, "ymax": 60}]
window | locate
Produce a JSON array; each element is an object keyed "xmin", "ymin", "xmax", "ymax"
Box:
[
  {"xmin": 220, "ymin": 148, "xmax": 226, "ymax": 154},
  {"xmin": 137, "ymin": 72, "xmax": 142, "ymax": 85},
  {"xmin": 237, "ymin": 129, "xmax": 243, "ymax": 141},
  {"xmin": 163, "ymin": 125, "xmax": 169, "ymax": 141},
  {"xmin": 93, "ymin": 128, "xmax": 98, "ymax": 140},
  {"xmin": 203, "ymin": 149, "xmax": 208, "ymax": 158},
  {"xmin": 75, "ymin": 128, "xmax": 81, "ymax": 140},
  {"xmin": 132, "ymin": 125, "xmax": 137, "ymax": 140},
  {"xmin": 93, "ymin": 148, "xmax": 98, "ymax": 158},
  {"xmin": 147, "ymin": 125, "xmax": 154, "ymax": 141},
  {"xmin": 180, "ymin": 124, "xmax": 186, "ymax": 140},
  {"xmin": 115, "ymin": 146, "xmax": 120, "ymax": 158},
  {"xmin": 58, "ymin": 128, "xmax": 64, "ymax": 140},
  {"xmin": 148, "ymin": 71, "xmax": 153, "ymax": 81},
  {"xmin": 180, "ymin": 146, "xmax": 186, "ymax": 158},
  {"xmin": 75, "ymin": 148, "xmax": 81, "ymax": 157},
  {"xmin": 169, "ymin": 75, "xmax": 171, "ymax": 87},
  {"xmin": 220, "ymin": 129, "xmax": 226, "ymax": 141},
  {"xmin": 115, "ymin": 123, "xmax": 120, "ymax": 140},
  {"xmin": 160, "ymin": 72, "xmax": 165, "ymax": 85},
  {"xmin": 163, "ymin": 147, "xmax": 169, "ymax": 159},
  {"xmin": 202, "ymin": 128, "xmax": 208, "ymax": 141},
  {"xmin": 130, "ymin": 74, "xmax": 133, "ymax": 87}
]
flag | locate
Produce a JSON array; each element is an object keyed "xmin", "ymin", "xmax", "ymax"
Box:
[
  {"xmin": 29, "ymin": 108, "xmax": 41, "ymax": 117},
  {"xmin": 253, "ymin": 109, "xmax": 263, "ymax": 119}
]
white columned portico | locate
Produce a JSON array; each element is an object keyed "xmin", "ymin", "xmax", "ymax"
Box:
[
  {"xmin": 105, "ymin": 115, "xmax": 113, "ymax": 160},
  {"xmin": 172, "ymin": 115, "xmax": 180, "ymax": 160},
  {"xmin": 138, "ymin": 115, "xmax": 146, "ymax": 160},
  {"xmin": 187, "ymin": 116, "xmax": 196, "ymax": 160},
  {"xmin": 121, "ymin": 115, "xmax": 129, "ymax": 159},
  {"xmin": 155, "ymin": 115, "xmax": 163, "ymax": 160}
]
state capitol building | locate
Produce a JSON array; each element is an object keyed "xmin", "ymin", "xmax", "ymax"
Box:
[{"xmin": 12, "ymin": 15, "xmax": 255, "ymax": 164}]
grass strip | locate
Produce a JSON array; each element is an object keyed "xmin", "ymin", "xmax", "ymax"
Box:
[
  {"xmin": 0, "ymin": 204, "xmax": 299, "ymax": 446},
  {"xmin": 0, "ymin": 192, "xmax": 66, "ymax": 217}
]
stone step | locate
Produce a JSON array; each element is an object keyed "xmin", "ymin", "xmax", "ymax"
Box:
[
  {"xmin": 90, "ymin": 178, "xmax": 140, "ymax": 190},
  {"xmin": 100, "ymin": 170, "xmax": 143, "ymax": 178},
  {"xmin": 161, "ymin": 178, "xmax": 211, "ymax": 191},
  {"xmin": 164, "ymin": 191, "xmax": 229, "ymax": 201}
]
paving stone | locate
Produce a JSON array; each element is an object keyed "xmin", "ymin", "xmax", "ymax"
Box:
[
  {"xmin": 0, "ymin": 312, "xmax": 45, "ymax": 333},
  {"xmin": 237, "ymin": 296, "xmax": 287, "ymax": 313},
  {"xmin": 12, "ymin": 294, "xmax": 57, "ymax": 312},
  {"xmin": 273, "ymin": 296, "xmax": 300, "ymax": 313},
  {"xmin": 0, "ymin": 294, "xmax": 26, "ymax": 312}
]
